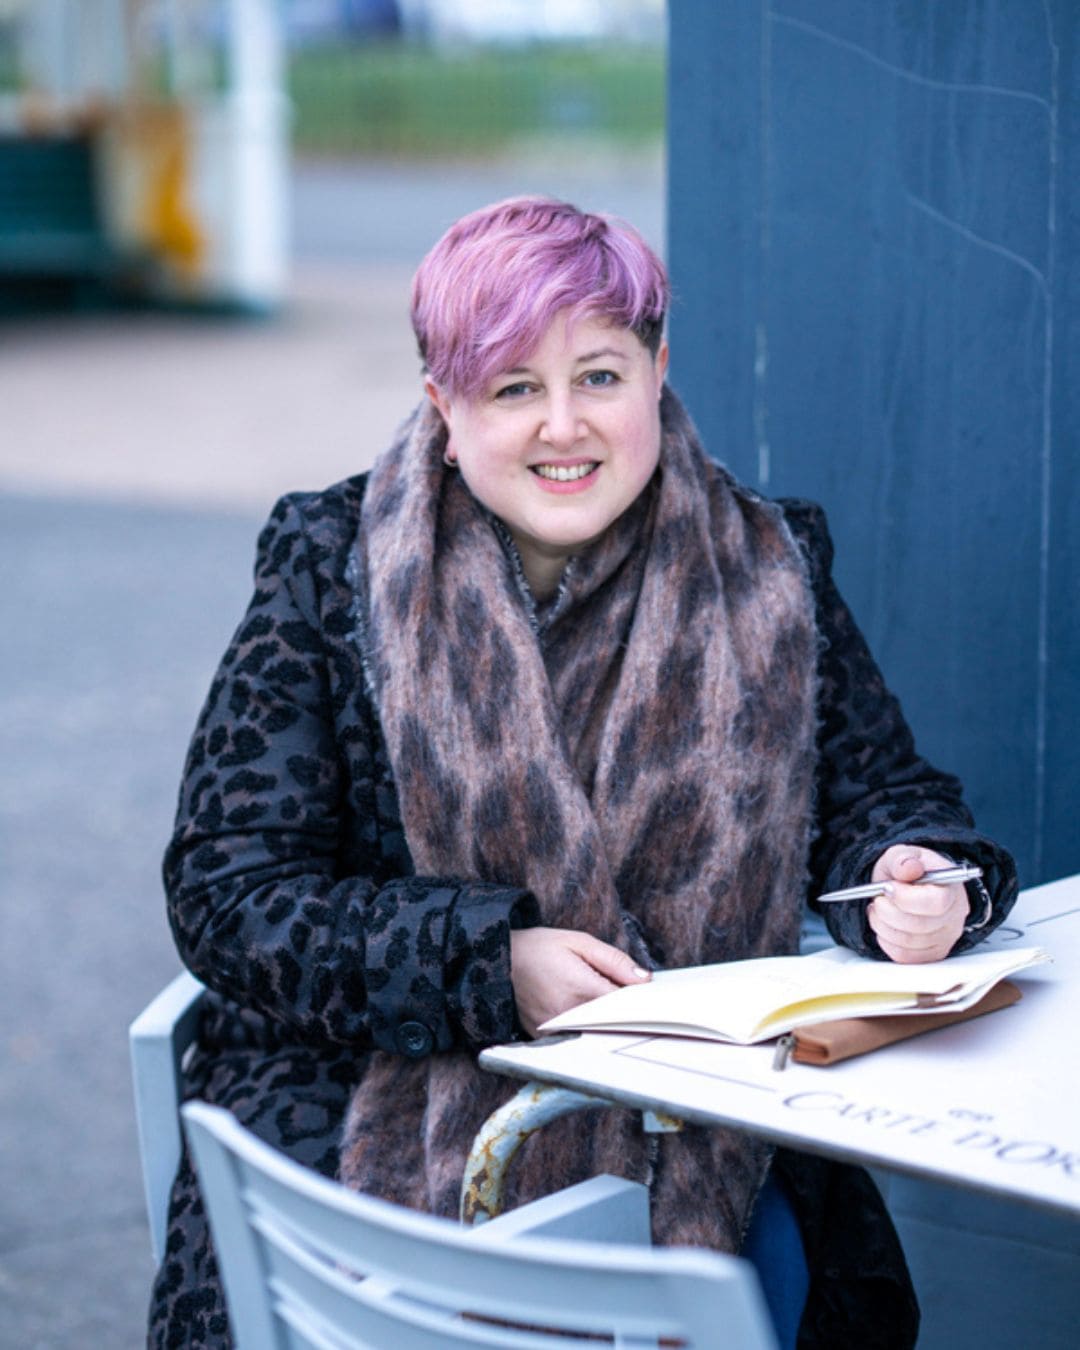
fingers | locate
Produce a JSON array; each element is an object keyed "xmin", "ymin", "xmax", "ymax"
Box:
[
  {"xmin": 871, "ymin": 843, "xmax": 954, "ymax": 885},
  {"xmin": 567, "ymin": 932, "xmax": 651, "ymax": 987},
  {"xmin": 868, "ymin": 899, "xmax": 966, "ymax": 963},
  {"xmin": 509, "ymin": 928, "xmax": 649, "ymax": 1039},
  {"xmin": 868, "ymin": 889, "xmax": 967, "ymax": 958},
  {"xmin": 872, "ymin": 882, "xmax": 960, "ymax": 922},
  {"xmin": 868, "ymin": 843, "xmax": 969, "ymax": 961}
]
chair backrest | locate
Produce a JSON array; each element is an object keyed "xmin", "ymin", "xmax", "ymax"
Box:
[
  {"xmin": 129, "ymin": 969, "xmax": 206, "ymax": 1264},
  {"xmin": 183, "ymin": 1101, "xmax": 777, "ymax": 1350}
]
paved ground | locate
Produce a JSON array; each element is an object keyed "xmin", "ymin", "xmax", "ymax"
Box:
[
  {"xmin": 0, "ymin": 496, "xmax": 260, "ymax": 1348},
  {"xmin": 0, "ymin": 155, "xmax": 662, "ymax": 1349}
]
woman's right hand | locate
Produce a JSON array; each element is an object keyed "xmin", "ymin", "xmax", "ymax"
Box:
[{"xmin": 509, "ymin": 927, "xmax": 651, "ymax": 1039}]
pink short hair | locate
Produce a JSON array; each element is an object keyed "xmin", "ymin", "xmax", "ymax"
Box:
[{"xmin": 411, "ymin": 195, "xmax": 669, "ymax": 400}]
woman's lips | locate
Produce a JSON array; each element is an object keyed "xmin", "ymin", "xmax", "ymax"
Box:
[{"xmin": 530, "ymin": 461, "xmax": 600, "ymax": 493}]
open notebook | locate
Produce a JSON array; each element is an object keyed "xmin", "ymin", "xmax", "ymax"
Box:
[{"xmin": 539, "ymin": 944, "xmax": 1048, "ymax": 1045}]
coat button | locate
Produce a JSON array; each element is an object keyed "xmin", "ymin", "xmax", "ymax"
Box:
[{"xmin": 395, "ymin": 1020, "xmax": 434, "ymax": 1059}]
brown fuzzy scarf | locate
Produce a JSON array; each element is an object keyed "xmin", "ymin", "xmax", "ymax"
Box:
[{"xmin": 340, "ymin": 386, "xmax": 819, "ymax": 1252}]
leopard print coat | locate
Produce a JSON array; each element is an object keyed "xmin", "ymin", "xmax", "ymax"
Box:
[{"xmin": 148, "ymin": 470, "xmax": 1017, "ymax": 1348}]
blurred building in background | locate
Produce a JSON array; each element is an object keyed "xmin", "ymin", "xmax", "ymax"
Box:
[
  {"xmin": 0, "ymin": 0, "xmax": 288, "ymax": 312},
  {"xmin": 0, "ymin": 0, "xmax": 664, "ymax": 315}
]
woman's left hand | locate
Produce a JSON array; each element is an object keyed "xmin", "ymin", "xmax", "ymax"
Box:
[{"xmin": 867, "ymin": 845, "xmax": 969, "ymax": 963}]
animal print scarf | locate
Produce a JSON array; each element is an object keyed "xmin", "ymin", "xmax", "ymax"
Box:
[{"xmin": 340, "ymin": 387, "xmax": 819, "ymax": 1252}]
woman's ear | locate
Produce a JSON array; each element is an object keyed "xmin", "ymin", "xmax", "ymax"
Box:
[
  {"xmin": 424, "ymin": 378, "xmax": 451, "ymax": 426},
  {"xmin": 654, "ymin": 340, "xmax": 670, "ymax": 393}
]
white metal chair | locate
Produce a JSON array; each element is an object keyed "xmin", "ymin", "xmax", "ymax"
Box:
[
  {"xmin": 183, "ymin": 1099, "xmax": 777, "ymax": 1349},
  {"xmin": 129, "ymin": 968, "xmax": 206, "ymax": 1265}
]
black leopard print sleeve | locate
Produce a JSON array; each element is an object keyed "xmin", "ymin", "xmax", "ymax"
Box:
[
  {"xmin": 164, "ymin": 487, "xmax": 539, "ymax": 1054},
  {"xmin": 782, "ymin": 499, "xmax": 1019, "ymax": 956}
]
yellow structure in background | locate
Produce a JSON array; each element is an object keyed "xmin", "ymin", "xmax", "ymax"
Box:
[
  {"xmin": 0, "ymin": 0, "xmax": 288, "ymax": 309},
  {"xmin": 127, "ymin": 103, "xmax": 207, "ymax": 277}
]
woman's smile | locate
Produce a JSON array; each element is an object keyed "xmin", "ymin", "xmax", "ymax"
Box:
[{"xmin": 530, "ymin": 459, "xmax": 600, "ymax": 489}]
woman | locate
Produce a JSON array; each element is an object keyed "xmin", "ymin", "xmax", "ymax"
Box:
[{"xmin": 150, "ymin": 196, "xmax": 1016, "ymax": 1349}]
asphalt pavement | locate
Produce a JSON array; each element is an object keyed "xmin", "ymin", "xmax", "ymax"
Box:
[{"xmin": 0, "ymin": 153, "xmax": 663, "ymax": 1348}]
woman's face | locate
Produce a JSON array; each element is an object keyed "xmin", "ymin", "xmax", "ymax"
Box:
[{"xmin": 426, "ymin": 311, "xmax": 669, "ymax": 598}]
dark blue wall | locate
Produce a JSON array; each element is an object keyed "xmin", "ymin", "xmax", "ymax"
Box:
[{"xmin": 668, "ymin": 1, "xmax": 1078, "ymax": 888}]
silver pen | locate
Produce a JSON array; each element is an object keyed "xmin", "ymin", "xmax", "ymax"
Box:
[{"xmin": 816, "ymin": 864, "xmax": 983, "ymax": 904}]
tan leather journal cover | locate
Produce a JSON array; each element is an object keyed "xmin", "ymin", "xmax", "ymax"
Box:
[{"xmin": 790, "ymin": 980, "xmax": 1022, "ymax": 1066}]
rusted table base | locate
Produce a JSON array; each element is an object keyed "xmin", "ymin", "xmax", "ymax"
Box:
[{"xmin": 460, "ymin": 1079, "xmax": 684, "ymax": 1225}]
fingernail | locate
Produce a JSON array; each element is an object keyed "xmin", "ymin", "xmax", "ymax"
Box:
[
  {"xmin": 880, "ymin": 883, "xmax": 895, "ymax": 897},
  {"xmin": 633, "ymin": 966, "xmax": 650, "ymax": 979}
]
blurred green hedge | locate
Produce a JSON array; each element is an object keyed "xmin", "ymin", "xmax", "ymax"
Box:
[{"xmin": 288, "ymin": 42, "xmax": 664, "ymax": 157}]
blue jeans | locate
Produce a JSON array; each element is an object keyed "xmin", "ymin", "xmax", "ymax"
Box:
[{"xmin": 742, "ymin": 1169, "xmax": 810, "ymax": 1349}]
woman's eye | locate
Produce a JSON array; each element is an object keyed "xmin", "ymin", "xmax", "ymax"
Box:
[
  {"xmin": 583, "ymin": 370, "xmax": 618, "ymax": 388},
  {"xmin": 494, "ymin": 382, "xmax": 532, "ymax": 400}
]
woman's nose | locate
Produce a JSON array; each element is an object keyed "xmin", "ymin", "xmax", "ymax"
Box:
[{"xmin": 538, "ymin": 392, "xmax": 585, "ymax": 448}]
